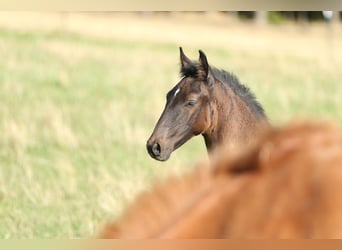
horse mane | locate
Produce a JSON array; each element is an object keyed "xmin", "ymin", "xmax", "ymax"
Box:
[
  {"xmin": 180, "ymin": 62, "xmax": 266, "ymax": 119},
  {"xmin": 99, "ymin": 121, "xmax": 342, "ymax": 238}
]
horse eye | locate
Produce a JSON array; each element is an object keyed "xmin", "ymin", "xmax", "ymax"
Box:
[{"xmin": 186, "ymin": 100, "xmax": 196, "ymax": 107}]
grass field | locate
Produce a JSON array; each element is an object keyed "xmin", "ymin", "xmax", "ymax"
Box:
[{"xmin": 0, "ymin": 12, "xmax": 341, "ymax": 238}]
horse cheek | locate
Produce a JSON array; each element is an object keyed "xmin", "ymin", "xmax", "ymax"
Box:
[
  {"xmin": 193, "ymin": 108, "xmax": 210, "ymax": 135},
  {"xmin": 201, "ymin": 105, "xmax": 211, "ymax": 134}
]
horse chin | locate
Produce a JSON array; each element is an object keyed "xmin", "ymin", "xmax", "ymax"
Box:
[
  {"xmin": 153, "ymin": 149, "xmax": 172, "ymax": 162},
  {"xmin": 153, "ymin": 137, "xmax": 190, "ymax": 162},
  {"xmin": 154, "ymin": 155, "xmax": 170, "ymax": 162}
]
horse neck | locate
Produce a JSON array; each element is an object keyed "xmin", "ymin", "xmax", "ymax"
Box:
[{"xmin": 202, "ymin": 85, "xmax": 267, "ymax": 153}]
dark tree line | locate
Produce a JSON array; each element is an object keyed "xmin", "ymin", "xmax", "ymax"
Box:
[
  {"xmin": 236, "ymin": 11, "xmax": 341, "ymax": 23},
  {"xmin": 89, "ymin": 11, "xmax": 342, "ymax": 24}
]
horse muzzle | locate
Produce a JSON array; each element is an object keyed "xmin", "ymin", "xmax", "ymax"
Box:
[{"xmin": 146, "ymin": 138, "xmax": 172, "ymax": 161}]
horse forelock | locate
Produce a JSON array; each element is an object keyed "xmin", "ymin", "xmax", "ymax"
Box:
[{"xmin": 180, "ymin": 61, "xmax": 203, "ymax": 79}]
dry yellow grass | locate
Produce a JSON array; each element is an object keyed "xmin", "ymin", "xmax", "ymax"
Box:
[{"xmin": 0, "ymin": 12, "xmax": 341, "ymax": 62}]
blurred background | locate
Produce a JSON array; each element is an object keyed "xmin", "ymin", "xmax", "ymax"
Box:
[{"xmin": 0, "ymin": 11, "xmax": 341, "ymax": 238}]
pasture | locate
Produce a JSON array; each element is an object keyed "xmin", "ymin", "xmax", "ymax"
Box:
[{"xmin": 0, "ymin": 12, "xmax": 341, "ymax": 238}]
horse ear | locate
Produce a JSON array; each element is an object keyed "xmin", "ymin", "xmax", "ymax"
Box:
[
  {"xmin": 198, "ymin": 50, "xmax": 214, "ymax": 86},
  {"xmin": 179, "ymin": 47, "xmax": 192, "ymax": 71},
  {"xmin": 198, "ymin": 50, "xmax": 209, "ymax": 79}
]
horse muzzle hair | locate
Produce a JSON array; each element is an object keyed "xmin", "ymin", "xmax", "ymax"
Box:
[{"xmin": 146, "ymin": 137, "xmax": 172, "ymax": 161}]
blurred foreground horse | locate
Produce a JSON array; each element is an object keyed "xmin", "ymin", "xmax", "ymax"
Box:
[
  {"xmin": 146, "ymin": 47, "xmax": 268, "ymax": 161},
  {"xmin": 101, "ymin": 121, "xmax": 342, "ymax": 238}
]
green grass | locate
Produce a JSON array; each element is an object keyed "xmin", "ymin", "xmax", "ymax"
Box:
[{"xmin": 0, "ymin": 18, "xmax": 341, "ymax": 238}]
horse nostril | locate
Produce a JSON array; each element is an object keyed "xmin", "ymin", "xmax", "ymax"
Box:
[{"xmin": 152, "ymin": 142, "xmax": 161, "ymax": 157}]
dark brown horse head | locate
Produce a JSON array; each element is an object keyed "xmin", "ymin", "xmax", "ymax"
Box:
[
  {"xmin": 146, "ymin": 48, "xmax": 216, "ymax": 161},
  {"xmin": 147, "ymin": 48, "xmax": 267, "ymax": 161}
]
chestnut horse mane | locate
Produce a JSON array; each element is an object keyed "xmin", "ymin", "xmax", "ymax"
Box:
[{"xmin": 100, "ymin": 121, "xmax": 342, "ymax": 238}]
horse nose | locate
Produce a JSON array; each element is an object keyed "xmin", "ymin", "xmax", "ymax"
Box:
[
  {"xmin": 147, "ymin": 140, "xmax": 162, "ymax": 158},
  {"xmin": 152, "ymin": 142, "xmax": 161, "ymax": 157}
]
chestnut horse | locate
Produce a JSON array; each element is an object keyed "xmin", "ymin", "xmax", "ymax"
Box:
[
  {"xmin": 100, "ymin": 121, "xmax": 342, "ymax": 238},
  {"xmin": 146, "ymin": 47, "xmax": 268, "ymax": 161}
]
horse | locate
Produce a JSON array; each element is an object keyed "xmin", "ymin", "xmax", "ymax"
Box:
[
  {"xmin": 99, "ymin": 121, "xmax": 342, "ymax": 238},
  {"xmin": 146, "ymin": 47, "xmax": 268, "ymax": 161}
]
